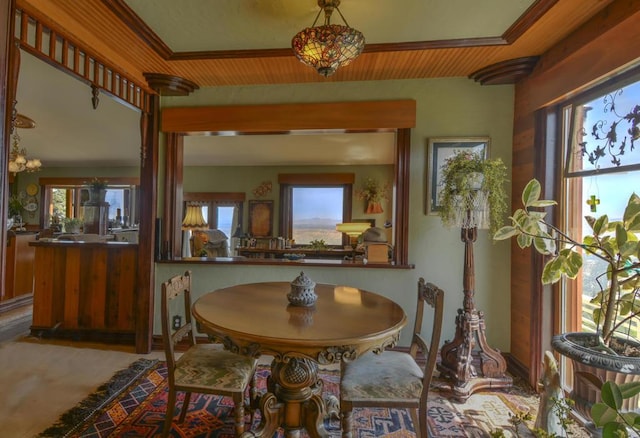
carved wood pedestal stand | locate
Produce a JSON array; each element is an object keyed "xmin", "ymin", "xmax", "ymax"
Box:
[{"xmin": 437, "ymin": 226, "xmax": 512, "ymax": 401}]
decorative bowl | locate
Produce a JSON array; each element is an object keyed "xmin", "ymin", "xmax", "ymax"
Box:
[{"xmin": 283, "ymin": 253, "xmax": 305, "ymax": 261}]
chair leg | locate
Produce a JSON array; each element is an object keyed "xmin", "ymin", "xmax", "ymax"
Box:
[
  {"xmin": 340, "ymin": 408, "xmax": 353, "ymax": 438},
  {"xmin": 233, "ymin": 393, "xmax": 246, "ymax": 437},
  {"xmin": 410, "ymin": 407, "xmax": 427, "ymax": 438},
  {"xmin": 163, "ymin": 387, "xmax": 177, "ymax": 438},
  {"xmin": 178, "ymin": 392, "xmax": 192, "ymax": 424}
]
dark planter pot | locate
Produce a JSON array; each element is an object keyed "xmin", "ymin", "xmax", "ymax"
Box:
[{"xmin": 551, "ymin": 332, "xmax": 640, "ymax": 421}]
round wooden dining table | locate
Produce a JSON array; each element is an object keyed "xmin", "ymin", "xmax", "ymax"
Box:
[{"xmin": 192, "ymin": 281, "xmax": 407, "ymax": 438}]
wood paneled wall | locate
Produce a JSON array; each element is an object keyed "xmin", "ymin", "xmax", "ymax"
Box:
[
  {"xmin": 511, "ymin": 0, "xmax": 640, "ymax": 386},
  {"xmin": 31, "ymin": 242, "xmax": 138, "ymax": 343}
]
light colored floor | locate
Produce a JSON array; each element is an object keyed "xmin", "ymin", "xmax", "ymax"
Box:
[
  {"xmin": 0, "ymin": 306, "xmax": 273, "ymax": 438},
  {"xmin": 0, "ymin": 337, "xmax": 166, "ymax": 438}
]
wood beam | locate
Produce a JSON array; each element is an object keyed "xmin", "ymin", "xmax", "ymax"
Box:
[{"xmin": 161, "ymin": 100, "xmax": 416, "ymax": 134}]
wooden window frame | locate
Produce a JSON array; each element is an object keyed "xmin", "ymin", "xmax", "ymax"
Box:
[{"xmin": 278, "ymin": 173, "xmax": 354, "ymax": 247}]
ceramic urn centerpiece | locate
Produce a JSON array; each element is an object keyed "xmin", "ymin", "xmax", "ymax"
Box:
[{"xmin": 288, "ymin": 271, "xmax": 317, "ymax": 307}]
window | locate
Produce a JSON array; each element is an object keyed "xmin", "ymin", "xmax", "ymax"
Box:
[
  {"xmin": 182, "ymin": 192, "xmax": 245, "ymax": 257},
  {"xmin": 41, "ymin": 177, "xmax": 139, "ymax": 230},
  {"xmin": 291, "ymin": 187, "xmax": 345, "ymax": 245},
  {"xmin": 279, "ymin": 173, "xmax": 354, "ymax": 247},
  {"xmin": 560, "ymin": 77, "xmax": 640, "ymax": 336}
]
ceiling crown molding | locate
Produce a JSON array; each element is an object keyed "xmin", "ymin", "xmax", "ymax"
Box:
[
  {"xmin": 469, "ymin": 56, "xmax": 539, "ymax": 85},
  {"xmin": 143, "ymin": 73, "xmax": 199, "ymax": 96}
]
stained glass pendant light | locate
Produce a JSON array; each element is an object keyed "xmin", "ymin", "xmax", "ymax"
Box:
[{"xmin": 291, "ymin": 0, "xmax": 365, "ymax": 77}]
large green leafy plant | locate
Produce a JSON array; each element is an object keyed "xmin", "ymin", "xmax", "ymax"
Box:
[
  {"xmin": 494, "ymin": 179, "xmax": 640, "ymax": 348},
  {"xmin": 591, "ymin": 381, "xmax": 640, "ymax": 437}
]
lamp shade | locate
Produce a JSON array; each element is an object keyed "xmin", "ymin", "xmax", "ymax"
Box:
[
  {"xmin": 182, "ymin": 204, "xmax": 208, "ymax": 230},
  {"xmin": 291, "ymin": 0, "xmax": 365, "ymax": 77},
  {"xmin": 335, "ymin": 222, "xmax": 370, "ymax": 237}
]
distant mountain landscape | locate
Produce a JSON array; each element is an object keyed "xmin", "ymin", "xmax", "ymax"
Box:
[{"xmin": 293, "ymin": 217, "xmax": 342, "ymax": 245}]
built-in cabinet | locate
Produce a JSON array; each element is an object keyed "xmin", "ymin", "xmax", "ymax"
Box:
[
  {"xmin": 2, "ymin": 232, "xmax": 36, "ymax": 303},
  {"xmin": 30, "ymin": 240, "xmax": 138, "ymax": 344}
]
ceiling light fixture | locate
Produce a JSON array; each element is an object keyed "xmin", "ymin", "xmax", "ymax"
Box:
[
  {"xmin": 291, "ymin": 0, "xmax": 365, "ymax": 77},
  {"xmin": 8, "ymin": 114, "xmax": 41, "ymax": 174}
]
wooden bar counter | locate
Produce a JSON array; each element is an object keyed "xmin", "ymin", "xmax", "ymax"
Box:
[{"xmin": 29, "ymin": 239, "xmax": 138, "ymax": 344}]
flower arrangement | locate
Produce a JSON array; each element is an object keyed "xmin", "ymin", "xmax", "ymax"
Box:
[
  {"xmin": 355, "ymin": 178, "xmax": 390, "ymax": 203},
  {"xmin": 438, "ymin": 150, "xmax": 508, "ymax": 236},
  {"xmin": 86, "ymin": 177, "xmax": 108, "ymax": 192}
]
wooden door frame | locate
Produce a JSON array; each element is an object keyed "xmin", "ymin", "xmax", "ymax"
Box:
[{"xmin": 160, "ymin": 100, "xmax": 415, "ymax": 266}]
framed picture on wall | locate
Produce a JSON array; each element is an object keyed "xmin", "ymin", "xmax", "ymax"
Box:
[
  {"xmin": 426, "ymin": 137, "xmax": 490, "ymax": 215},
  {"xmin": 248, "ymin": 200, "xmax": 273, "ymax": 237}
]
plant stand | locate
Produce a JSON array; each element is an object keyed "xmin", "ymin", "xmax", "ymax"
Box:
[{"xmin": 437, "ymin": 226, "xmax": 512, "ymax": 401}]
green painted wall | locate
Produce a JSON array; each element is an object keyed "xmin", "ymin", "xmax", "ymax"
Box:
[
  {"xmin": 184, "ymin": 164, "xmax": 394, "ymax": 233},
  {"xmin": 157, "ymin": 77, "xmax": 514, "ymax": 350}
]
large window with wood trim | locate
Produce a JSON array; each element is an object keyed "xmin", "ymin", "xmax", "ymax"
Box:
[
  {"xmin": 559, "ymin": 76, "xmax": 640, "ymax": 337},
  {"xmin": 279, "ymin": 174, "xmax": 353, "ymax": 247}
]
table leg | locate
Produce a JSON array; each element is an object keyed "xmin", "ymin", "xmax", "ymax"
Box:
[{"xmin": 243, "ymin": 356, "xmax": 336, "ymax": 437}]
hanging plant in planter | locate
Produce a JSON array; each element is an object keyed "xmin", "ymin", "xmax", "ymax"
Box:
[
  {"xmin": 438, "ymin": 150, "xmax": 508, "ymax": 236},
  {"xmin": 355, "ymin": 177, "xmax": 390, "ymax": 214}
]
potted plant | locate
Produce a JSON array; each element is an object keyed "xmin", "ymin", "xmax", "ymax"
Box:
[
  {"xmin": 438, "ymin": 150, "xmax": 508, "ymax": 236},
  {"xmin": 494, "ymin": 179, "xmax": 640, "ymax": 422},
  {"xmin": 62, "ymin": 217, "xmax": 83, "ymax": 233},
  {"xmin": 86, "ymin": 177, "xmax": 108, "ymax": 203},
  {"xmin": 8, "ymin": 194, "xmax": 23, "ymax": 218},
  {"xmin": 355, "ymin": 177, "xmax": 390, "ymax": 214}
]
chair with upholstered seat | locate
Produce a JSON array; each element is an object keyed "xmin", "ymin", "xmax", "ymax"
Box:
[
  {"xmin": 161, "ymin": 270, "xmax": 258, "ymax": 437},
  {"xmin": 339, "ymin": 278, "xmax": 444, "ymax": 438}
]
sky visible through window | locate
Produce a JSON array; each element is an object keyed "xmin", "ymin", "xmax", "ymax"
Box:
[
  {"xmin": 292, "ymin": 187, "xmax": 343, "ymax": 244},
  {"xmin": 576, "ymin": 79, "xmax": 640, "ymax": 229}
]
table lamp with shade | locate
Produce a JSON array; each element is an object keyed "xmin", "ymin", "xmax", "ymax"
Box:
[
  {"xmin": 336, "ymin": 222, "xmax": 370, "ymax": 261},
  {"xmin": 182, "ymin": 203, "xmax": 208, "ymax": 256}
]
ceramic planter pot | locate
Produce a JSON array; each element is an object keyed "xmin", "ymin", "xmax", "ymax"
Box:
[{"xmin": 551, "ymin": 332, "xmax": 640, "ymax": 421}]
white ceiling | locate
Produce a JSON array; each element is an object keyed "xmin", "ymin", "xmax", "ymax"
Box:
[
  {"xmin": 15, "ymin": 50, "xmax": 395, "ymax": 167},
  {"xmin": 123, "ymin": 0, "xmax": 534, "ymax": 51}
]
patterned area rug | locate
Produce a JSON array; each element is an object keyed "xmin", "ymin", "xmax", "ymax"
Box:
[{"xmin": 38, "ymin": 359, "xmax": 587, "ymax": 438}]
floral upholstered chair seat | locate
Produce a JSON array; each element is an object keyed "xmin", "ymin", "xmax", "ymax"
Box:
[{"xmin": 174, "ymin": 345, "xmax": 256, "ymax": 391}]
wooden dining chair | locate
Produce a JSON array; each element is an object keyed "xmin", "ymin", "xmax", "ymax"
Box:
[
  {"xmin": 339, "ymin": 278, "xmax": 444, "ymax": 438},
  {"xmin": 161, "ymin": 270, "xmax": 258, "ymax": 437}
]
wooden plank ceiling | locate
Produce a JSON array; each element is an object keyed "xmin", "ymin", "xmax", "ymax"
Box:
[{"xmin": 16, "ymin": 0, "xmax": 620, "ymax": 89}]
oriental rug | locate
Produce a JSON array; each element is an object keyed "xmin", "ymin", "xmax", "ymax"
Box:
[{"xmin": 38, "ymin": 359, "xmax": 586, "ymax": 438}]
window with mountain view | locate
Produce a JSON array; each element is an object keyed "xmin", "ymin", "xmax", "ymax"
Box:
[
  {"xmin": 278, "ymin": 173, "xmax": 353, "ymax": 247},
  {"xmin": 291, "ymin": 187, "xmax": 344, "ymax": 245}
]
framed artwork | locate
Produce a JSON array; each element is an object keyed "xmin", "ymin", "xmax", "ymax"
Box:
[
  {"xmin": 426, "ymin": 137, "xmax": 490, "ymax": 215},
  {"xmin": 248, "ymin": 200, "xmax": 273, "ymax": 237}
]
